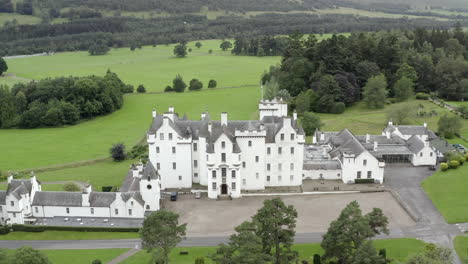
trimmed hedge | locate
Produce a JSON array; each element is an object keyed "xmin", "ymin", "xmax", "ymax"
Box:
[
  {"xmin": 355, "ymin": 178, "xmax": 375, "ymax": 184},
  {"xmin": 415, "ymin": 93, "xmax": 430, "ymax": 100},
  {"xmin": 440, "ymin": 162, "xmax": 449, "ymax": 171},
  {"xmin": 449, "ymin": 160, "xmax": 460, "ymax": 169},
  {"xmin": 11, "ymin": 224, "xmax": 139, "ymax": 233}
]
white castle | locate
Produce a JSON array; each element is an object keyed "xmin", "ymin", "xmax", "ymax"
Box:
[{"xmin": 0, "ymin": 98, "xmax": 443, "ymax": 225}]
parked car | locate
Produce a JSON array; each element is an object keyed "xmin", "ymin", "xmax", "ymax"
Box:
[
  {"xmin": 170, "ymin": 192, "xmax": 178, "ymax": 201},
  {"xmin": 195, "ymin": 192, "xmax": 201, "ymax": 199}
]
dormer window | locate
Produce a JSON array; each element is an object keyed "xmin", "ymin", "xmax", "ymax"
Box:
[
  {"xmin": 290, "ymin": 133, "xmax": 294, "ymax": 140},
  {"xmin": 160, "ymin": 133, "xmax": 164, "ymax": 140},
  {"xmin": 169, "ymin": 133, "xmax": 173, "ymax": 140},
  {"xmin": 248, "ymin": 141, "xmax": 252, "ymax": 147},
  {"xmin": 221, "ymin": 141, "xmax": 226, "ymax": 149},
  {"xmin": 10, "ymin": 201, "xmax": 14, "ymax": 206},
  {"xmin": 280, "ymin": 134, "xmax": 284, "ymax": 141},
  {"xmin": 131, "ymin": 201, "xmax": 134, "ymax": 206}
]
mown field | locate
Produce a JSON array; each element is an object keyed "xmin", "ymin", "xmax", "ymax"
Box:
[
  {"xmin": 122, "ymin": 238, "xmax": 427, "ymax": 264},
  {"xmin": 0, "ymin": 230, "xmax": 139, "ymax": 240},
  {"xmin": 455, "ymin": 236, "xmax": 468, "ymax": 264},
  {"xmin": 422, "ymin": 165, "xmax": 468, "ymax": 224},
  {"xmin": 3, "ymin": 40, "xmax": 279, "ymax": 92},
  {"xmin": 1, "ymin": 248, "xmax": 128, "ymax": 264}
]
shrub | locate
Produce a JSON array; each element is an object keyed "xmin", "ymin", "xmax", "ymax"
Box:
[
  {"xmin": 195, "ymin": 257, "xmax": 205, "ymax": 264},
  {"xmin": 465, "ymin": 153, "xmax": 468, "ymax": 160},
  {"xmin": 449, "ymin": 160, "xmax": 460, "ymax": 169},
  {"xmin": 415, "ymin": 93, "xmax": 430, "ymax": 100},
  {"xmin": 387, "ymin": 98, "xmax": 397, "ymax": 104},
  {"xmin": 63, "ymin": 182, "xmax": 81, "ymax": 192},
  {"xmin": 123, "ymin": 84, "xmax": 134, "ymax": 93},
  {"xmin": 208, "ymin": 79, "xmax": 217, "ymax": 88},
  {"xmin": 355, "ymin": 178, "xmax": 375, "ymax": 184},
  {"xmin": 440, "ymin": 162, "xmax": 449, "ymax": 171},
  {"xmin": 330, "ymin": 102, "xmax": 345, "ymax": 114},
  {"xmin": 101, "ymin": 186, "xmax": 113, "ymax": 192},
  {"xmin": 110, "ymin": 143, "xmax": 126, "ymax": 161},
  {"xmin": 313, "ymin": 254, "xmax": 321, "ymax": 264},
  {"xmin": 137, "ymin": 84, "xmax": 146, "ymax": 93},
  {"xmin": 92, "ymin": 260, "xmax": 102, "ymax": 264},
  {"xmin": 208, "ymin": 49, "xmax": 213, "ymax": 54},
  {"xmin": 189, "ymin": 79, "xmax": 203, "ymax": 91},
  {"xmin": 0, "ymin": 224, "xmax": 11, "ymax": 235},
  {"xmin": 457, "ymin": 156, "xmax": 466, "ymax": 165},
  {"xmin": 164, "ymin": 85, "xmax": 173, "ymax": 92}
]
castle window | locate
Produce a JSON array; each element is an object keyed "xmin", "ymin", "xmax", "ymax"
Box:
[
  {"xmin": 146, "ymin": 205, "xmax": 150, "ymax": 210},
  {"xmin": 178, "ymin": 176, "xmax": 182, "ymax": 181},
  {"xmin": 290, "ymin": 163, "xmax": 294, "ymax": 170},
  {"xmin": 280, "ymin": 134, "xmax": 284, "ymax": 141},
  {"xmin": 194, "ymin": 173, "xmax": 198, "ymax": 178},
  {"xmin": 290, "ymin": 147, "xmax": 294, "ymax": 154},
  {"xmin": 242, "ymin": 162, "xmax": 246, "ymax": 168},
  {"xmin": 115, "ymin": 209, "xmax": 119, "ymax": 215},
  {"xmin": 212, "ymin": 182, "xmax": 216, "ymax": 190},
  {"xmin": 357, "ymin": 171, "xmax": 361, "ymax": 179},
  {"xmin": 66, "ymin": 208, "xmax": 70, "ymax": 214},
  {"xmin": 156, "ymin": 147, "xmax": 160, "ymax": 153},
  {"xmin": 242, "ymin": 179, "xmax": 246, "ymax": 185},
  {"xmin": 290, "ymin": 133, "xmax": 294, "ymax": 140},
  {"xmin": 278, "ymin": 175, "xmax": 282, "ymax": 182},
  {"xmin": 221, "ymin": 153, "xmax": 226, "ymax": 162},
  {"xmin": 131, "ymin": 201, "xmax": 134, "ymax": 206},
  {"xmin": 420, "ymin": 152, "xmax": 423, "ymax": 157},
  {"xmin": 90, "ymin": 208, "xmax": 94, "ymax": 215},
  {"xmin": 172, "ymin": 147, "xmax": 176, "ymax": 154},
  {"xmin": 231, "ymin": 170, "xmax": 236, "ymax": 179},
  {"xmin": 267, "ymin": 164, "xmax": 271, "ymax": 171},
  {"xmin": 278, "ymin": 163, "xmax": 282, "ymax": 171},
  {"xmin": 222, "ymin": 168, "xmax": 227, "ymax": 177},
  {"xmin": 267, "ymin": 147, "xmax": 271, "ymax": 155},
  {"xmin": 278, "ymin": 147, "xmax": 282, "ymax": 155},
  {"xmin": 156, "ymin": 163, "xmax": 160, "ymax": 170},
  {"xmin": 363, "ymin": 160, "xmax": 367, "ymax": 166},
  {"xmin": 232, "ymin": 182, "xmax": 236, "ymax": 190},
  {"xmin": 194, "ymin": 160, "xmax": 198, "ymax": 168},
  {"xmin": 160, "ymin": 133, "xmax": 164, "ymax": 140},
  {"xmin": 267, "ymin": 176, "xmax": 270, "ymax": 182},
  {"xmin": 367, "ymin": 171, "xmax": 372, "ymax": 178},
  {"xmin": 172, "ymin": 162, "xmax": 176, "ymax": 170},
  {"xmin": 10, "ymin": 201, "xmax": 14, "ymax": 206},
  {"xmin": 248, "ymin": 141, "xmax": 252, "ymax": 147},
  {"xmin": 337, "ymin": 173, "xmax": 341, "ymax": 177},
  {"xmin": 430, "ymin": 152, "xmax": 433, "ymax": 157},
  {"xmin": 169, "ymin": 133, "xmax": 173, "ymax": 140},
  {"xmin": 221, "ymin": 141, "xmax": 226, "ymax": 149},
  {"xmin": 290, "ymin": 175, "xmax": 294, "ymax": 181},
  {"xmin": 212, "ymin": 170, "xmax": 216, "ymax": 179},
  {"xmin": 147, "ymin": 184, "xmax": 152, "ymax": 189},
  {"xmin": 128, "ymin": 209, "xmax": 132, "ymax": 216},
  {"xmin": 13, "ymin": 213, "xmax": 16, "ymax": 218},
  {"xmin": 255, "ymin": 156, "xmax": 259, "ymax": 162},
  {"xmin": 256, "ymin": 173, "xmax": 259, "ymax": 179},
  {"xmin": 193, "ymin": 143, "xmax": 198, "ymax": 151}
]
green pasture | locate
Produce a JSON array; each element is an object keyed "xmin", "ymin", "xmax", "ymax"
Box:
[
  {"xmin": 122, "ymin": 238, "xmax": 427, "ymax": 264},
  {"xmin": 445, "ymin": 101, "xmax": 468, "ymax": 108},
  {"xmin": 0, "ymin": 230, "xmax": 138, "ymax": 240},
  {"xmin": 422, "ymin": 166, "xmax": 468, "ymax": 223},
  {"xmin": 455, "ymin": 236, "xmax": 468, "ymax": 264},
  {"xmin": 0, "ymin": 12, "xmax": 41, "ymax": 25},
  {"xmin": 0, "ymin": 75, "xmax": 29, "ymax": 87},
  {"xmin": 5, "ymin": 39, "xmax": 279, "ymax": 92},
  {"xmin": 0, "ymin": 86, "xmax": 260, "ymax": 171},
  {"xmin": 0, "ymin": 248, "xmax": 128, "ymax": 264}
]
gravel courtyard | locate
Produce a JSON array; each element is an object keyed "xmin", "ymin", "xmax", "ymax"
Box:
[{"xmin": 164, "ymin": 192, "xmax": 415, "ymax": 237}]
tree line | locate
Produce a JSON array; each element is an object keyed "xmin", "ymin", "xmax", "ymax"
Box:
[
  {"xmin": 140, "ymin": 198, "xmax": 453, "ymax": 264},
  {"xmin": 0, "ymin": 71, "xmax": 128, "ymax": 128},
  {"xmin": 0, "ymin": 12, "xmax": 461, "ymax": 56},
  {"xmin": 261, "ymin": 24, "xmax": 468, "ymax": 118}
]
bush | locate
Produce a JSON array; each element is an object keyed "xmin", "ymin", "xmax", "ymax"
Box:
[
  {"xmin": 355, "ymin": 178, "xmax": 375, "ymax": 184},
  {"xmin": 457, "ymin": 156, "xmax": 466, "ymax": 165},
  {"xmin": 330, "ymin": 102, "xmax": 345, "ymax": 114},
  {"xmin": 101, "ymin": 186, "xmax": 113, "ymax": 192},
  {"xmin": 465, "ymin": 153, "xmax": 468, "ymax": 160},
  {"xmin": 11, "ymin": 224, "xmax": 139, "ymax": 233},
  {"xmin": 164, "ymin": 85, "xmax": 173, "ymax": 92},
  {"xmin": 208, "ymin": 49, "xmax": 213, "ymax": 54},
  {"xmin": 63, "ymin": 182, "xmax": 81, "ymax": 192},
  {"xmin": 92, "ymin": 260, "xmax": 102, "ymax": 264},
  {"xmin": 195, "ymin": 257, "xmax": 205, "ymax": 264},
  {"xmin": 123, "ymin": 84, "xmax": 134, "ymax": 93},
  {"xmin": 188, "ymin": 79, "xmax": 203, "ymax": 91},
  {"xmin": 0, "ymin": 224, "xmax": 11, "ymax": 235},
  {"xmin": 208, "ymin": 79, "xmax": 217, "ymax": 88},
  {"xmin": 313, "ymin": 254, "xmax": 321, "ymax": 264},
  {"xmin": 387, "ymin": 98, "xmax": 397, "ymax": 104},
  {"xmin": 110, "ymin": 143, "xmax": 126, "ymax": 161},
  {"xmin": 440, "ymin": 162, "xmax": 449, "ymax": 171},
  {"xmin": 137, "ymin": 84, "xmax": 146, "ymax": 93},
  {"xmin": 416, "ymin": 93, "xmax": 430, "ymax": 100},
  {"xmin": 449, "ymin": 160, "xmax": 460, "ymax": 169},
  {"xmin": 127, "ymin": 144, "xmax": 147, "ymax": 159}
]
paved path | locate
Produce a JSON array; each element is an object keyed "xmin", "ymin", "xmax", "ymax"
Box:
[{"xmin": 107, "ymin": 248, "xmax": 141, "ymax": 264}]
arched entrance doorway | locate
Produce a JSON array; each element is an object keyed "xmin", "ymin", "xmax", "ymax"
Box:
[{"xmin": 221, "ymin": 184, "xmax": 228, "ymax": 195}]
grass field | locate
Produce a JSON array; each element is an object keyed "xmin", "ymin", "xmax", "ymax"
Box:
[
  {"xmin": 1, "ymin": 248, "xmax": 128, "ymax": 264},
  {"xmin": 122, "ymin": 238, "xmax": 427, "ymax": 264},
  {"xmin": 5, "ymin": 40, "xmax": 279, "ymax": 92},
  {"xmin": 455, "ymin": 236, "xmax": 468, "ymax": 264},
  {"xmin": 445, "ymin": 101, "xmax": 468, "ymax": 108},
  {"xmin": 0, "ymin": 13, "xmax": 41, "ymax": 25},
  {"xmin": 0, "ymin": 230, "xmax": 139, "ymax": 240},
  {"xmin": 422, "ymin": 166, "xmax": 468, "ymax": 223}
]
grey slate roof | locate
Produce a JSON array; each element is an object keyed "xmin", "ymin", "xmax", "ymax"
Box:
[
  {"xmin": 406, "ymin": 136, "xmax": 426, "ymax": 154},
  {"xmin": 369, "ymin": 146, "xmax": 414, "ymax": 158},
  {"xmin": 33, "ymin": 192, "xmax": 82, "ymax": 207},
  {"xmin": 327, "ymin": 129, "xmax": 366, "ymax": 159},
  {"xmin": 121, "ymin": 192, "xmax": 144, "ymax": 206},
  {"xmin": 119, "ymin": 170, "xmax": 141, "ymax": 192},
  {"xmin": 142, "ymin": 162, "xmax": 159, "ymax": 180},
  {"xmin": 89, "ymin": 192, "xmax": 116, "ymax": 207},
  {"xmin": 0, "ymin": 191, "xmax": 6, "ymax": 205},
  {"xmin": 385, "ymin": 124, "xmax": 437, "ymax": 139},
  {"xmin": 303, "ymin": 160, "xmax": 341, "ymax": 170},
  {"xmin": 7, "ymin": 179, "xmax": 32, "ymax": 199},
  {"xmin": 430, "ymin": 138, "xmax": 456, "ymax": 154}
]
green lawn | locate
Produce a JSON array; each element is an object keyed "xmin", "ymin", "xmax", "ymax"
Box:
[
  {"xmin": 5, "ymin": 39, "xmax": 279, "ymax": 92},
  {"xmin": 455, "ymin": 236, "xmax": 468, "ymax": 264},
  {"xmin": 0, "ymin": 13, "xmax": 41, "ymax": 25},
  {"xmin": 0, "ymin": 231, "xmax": 139, "ymax": 240},
  {"xmin": 445, "ymin": 101, "xmax": 468, "ymax": 108},
  {"xmin": 0, "ymin": 86, "xmax": 260, "ymax": 171},
  {"xmin": 0, "ymin": 75, "xmax": 29, "ymax": 87},
  {"xmin": 422, "ymin": 165, "xmax": 468, "ymax": 223},
  {"xmin": 122, "ymin": 238, "xmax": 427, "ymax": 264}
]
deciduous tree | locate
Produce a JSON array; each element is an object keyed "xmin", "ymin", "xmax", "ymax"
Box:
[
  {"xmin": 394, "ymin": 77, "xmax": 414, "ymax": 102},
  {"xmin": 172, "ymin": 74, "xmax": 187, "ymax": 93},
  {"xmin": 173, "ymin": 43, "xmax": 187, "ymax": 58},
  {"xmin": 363, "ymin": 74, "xmax": 388, "ymax": 109},
  {"xmin": 301, "ymin": 112, "xmax": 323, "ymax": 136},
  {"xmin": 110, "ymin": 143, "xmax": 126, "ymax": 161},
  {"xmin": 11, "ymin": 247, "xmax": 51, "ymax": 264},
  {"xmin": 438, "ymin": 114, "xmax": 462, "ymax": 138}
]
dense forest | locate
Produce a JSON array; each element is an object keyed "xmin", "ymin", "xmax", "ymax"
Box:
[
  {"xmin": 0, "ymin": 13, "xmax": 461, "ymax": 56},
  {"xmin": 0, "ymin": 71, "xmax": 129, "ymax": 128},
  {"xmin": 261, "ymin": 24, "xmax": 468, "ymax": 114}
]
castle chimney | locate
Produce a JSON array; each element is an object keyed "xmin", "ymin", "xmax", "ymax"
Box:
[
  {"xmin": 388, "ymin": 120, "xmax": 393, "ymax": 126},
  {"xmin": 320, "ymin": 133, "xmax": 325, "ymax": 142},
  {"xmin": 293, "ymin": 111, "xmax": 297, "ymax": 121},
  {"xmin": 82, "ymin": 185, "xmax": 91, "ymax": 207},
  {"xmin": 385, "ymin": 131, "xmax": 391, "ymax": 139},
  {"xmin": 221, "ymin": 112, "xmax": 228, "ymax": 126},
  {"xmin": 374, "ymin": 141, "xmax": 378, "ymax": 151},
  {"xmin": 201, "ymin": 112, "xmax": 206, "ymax": 119},
  {"xmin": 132, "ymin": 164, "xmax": 139, "ymax": 178},
  {"xmin": 366, "ymin": 134, "xmax": 370, "ymax": 143},
  {"xmin": 423, "ymin": 122, "xmax": 427, "ymax": 128},
  {"xmin": 152, "ymin": 108, "xmax": 157, "ymax": 118},
  {"xmin": 7, "ymin": 175, "xmax": 13, "ymax": 184},
  {"xmin": 168, "ymin": 106, "xmax": 174, "ymax": 113},
  {"xmin": 208, "ymin": 122, "xmax": 212, "ymax": 133}
]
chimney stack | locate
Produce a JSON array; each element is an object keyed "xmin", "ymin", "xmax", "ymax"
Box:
[
  {"xmin": 208, "ymin": 122, "xmax": 212, "ymax": 133},
  {"xmin": 388, "ymin": 120, "xmax": 393, "ymax": 126},
  {"xmin": 152, "ymin": 108, "xmax": 157, "ymax": 118},
  {"xmin": 293, "ymin": 111, "xmax": 297, "ymax": 121},
  {"xmin": 168, "ymin": 106, "xmax": 174, "ymax": 113},
  {"xmin": 385, "ymin": 131, "xmax": 391, "ymax": 139},
  {"xmin": 374, "ymin": 141, "xmax": 378, "ymax": 151},
  {"xmin": 221, "ymin": 112, "xmax": 228, "ymax": 126},
  {"xmin": 423, "ymin": 122, "xmax": 427, "ymax": 128},
  {"xmin": 201, "ymin": 112, "xmax": 206, "ymax": 119},
  {"xmin": 366, "ymin": 134, "xmax": 370, "ymax": 143},
  {"xmin": 7, "ymin": 175, "xmax": 13, "ymax": 184},
  {"xmin": 320, "ymin": 133, "xmax": 325, "ymax": 142}
]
